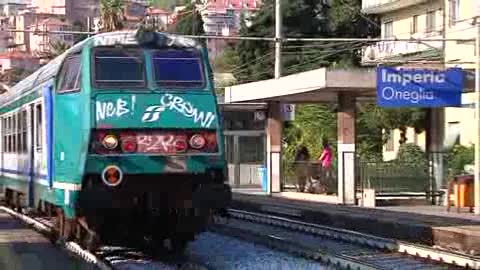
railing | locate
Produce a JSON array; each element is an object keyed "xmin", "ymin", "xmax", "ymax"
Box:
[
  {"xmin": 361, "ymin": 40, "xmax": 443, "ymax": 64},
  {"xmin": 282, "ymin": 160, "xmax": 337, "ymax": 194},
  {"xmin": 362, "ymin": 0, "xmax": 428, "ymax": 14},
  {"xmin": 357, "ymin": 160, "xmax": 431, "ymax": 194}
]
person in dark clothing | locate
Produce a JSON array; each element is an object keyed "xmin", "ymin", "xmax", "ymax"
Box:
[{"xmin": 294, "ymin": 145, "xmax": 310, "ymax": 192}]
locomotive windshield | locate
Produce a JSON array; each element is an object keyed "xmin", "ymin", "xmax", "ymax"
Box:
[
  {"xmin": 152, "ymin": 49, "xmax": 205, "ymax": 89},
  {"xmin": 93, "ymin": 48, "xmax": 145, "ymax": 88}
]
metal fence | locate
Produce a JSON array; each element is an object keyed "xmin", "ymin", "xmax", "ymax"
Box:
[
  {"xmin": 282, "ymin": 160, "xmax": 337, "ymax": 194},
  {"xmin": 280, "ymin": 151, "xmax": 459, "ymax": 202},
  {"xmin": 356, "ymin": 152, "xmax": 451, "ymax": 200},
  {"xmin": 356, "ymin": 160, "xmax": 432, "ymax": 194}
]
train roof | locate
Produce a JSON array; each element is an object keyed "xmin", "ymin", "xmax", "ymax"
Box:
[{"xmin": 0, "ymin": 30, "xmax": 201, "ymax": 108}]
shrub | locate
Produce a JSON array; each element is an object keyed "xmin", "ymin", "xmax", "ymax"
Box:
[
  {"xmin": 447, "ymin": 144, "xmax": 474, "ymax": 176},
  {"xmin": 396, "ymin": 143, "xmax": 426, "ymax": 164}
]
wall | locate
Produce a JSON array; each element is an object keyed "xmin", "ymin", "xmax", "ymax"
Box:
[
  {"xmin": 444, "ymin": 0, "xmax": 477, "ymax": 70},
  {"xmin": 445, "ymin": 93, "xmax": 476, "ymax": 147},
  {"xmin": 379, "ymin": 1, "xmax": 444, "ymax": 39},
  {"xmin": 30, "ymin": 0, "xmax": 66, "ymax": 15}
]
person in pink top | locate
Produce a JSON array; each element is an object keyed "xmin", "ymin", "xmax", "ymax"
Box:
[{"xmin": 318, "ymin": 139, "xmax": 332, "ymax": 176}]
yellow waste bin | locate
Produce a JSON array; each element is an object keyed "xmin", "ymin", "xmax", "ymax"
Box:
[{"xmin": 447, "ymin": 174, "xmax": 474, "ymax": 213}]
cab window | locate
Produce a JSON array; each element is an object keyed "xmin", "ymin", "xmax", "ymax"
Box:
[
  {"xmin": 92, "ymin": 48, "xmax": 145, "ymax": 89},
  {"xmin": 152, "ymin": 49, "xmax": 205, "ymax": 89},
  {"xmin": 57, "ymin": 54, "xmax": 82, "ymax": 93}
]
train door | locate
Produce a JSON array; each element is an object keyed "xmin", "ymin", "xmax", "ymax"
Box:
[{"xmin": 28, "ymin": 104, "xmax": 35, "ymax": 207}]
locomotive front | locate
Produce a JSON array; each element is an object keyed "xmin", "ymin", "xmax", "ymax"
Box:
[{"xmin": 78, "ymin": 31, "xmax": 231, "ymax": 253}]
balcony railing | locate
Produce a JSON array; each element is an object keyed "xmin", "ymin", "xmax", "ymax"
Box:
[
  {"xmin": 362, "ymin": 0, "xmax": 428, "ymax": 14},
  {"xmin": 361, "ymin": 38, "xmax": 443, "ymax": 64}
]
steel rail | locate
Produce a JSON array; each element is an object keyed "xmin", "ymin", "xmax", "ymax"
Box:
[
  {"xmin": 0, "ymin": 206, "xmax": 111, "ymax": 270},
  {"xmin": 0, "ymin": 206, "xmax": 209, "ymax": 270},
  {"xmin": 222, "ymin": 208, "xmax": 480, "ymax": 269}
]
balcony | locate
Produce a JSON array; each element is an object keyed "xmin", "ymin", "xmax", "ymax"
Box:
[
  {"xmin": 362, "ymin": 0, "xmax": 428, "ymax": 14},
  {"xmin": 361, "ymin": 38, "xmax": 443, "ymax": 65}
]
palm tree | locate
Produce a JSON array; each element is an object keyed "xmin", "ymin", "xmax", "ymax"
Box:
[
  {"xmin": 36, "ymin": 39, "xmax": 70, "ymax": 62},
  {"xmin": 99, "ymin": 0, "xmax": 125, "ymax": 32}
]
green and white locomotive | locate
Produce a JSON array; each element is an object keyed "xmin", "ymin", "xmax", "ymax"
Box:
[{"xmin": 1, "ymin": 30, "xmax": 231, "ymax": 253}]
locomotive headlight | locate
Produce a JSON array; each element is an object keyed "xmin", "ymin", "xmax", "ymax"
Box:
[
  {"xmin": 102, "ymin": 134, "xmax": 118, "ymax": 149},
  {"xmin": 101, "ymin": 165, "xmax": 123, "ymax": 187},
  {"xmin": 189, "ymin": 134, "xmax": 206, "ymax": 149}
]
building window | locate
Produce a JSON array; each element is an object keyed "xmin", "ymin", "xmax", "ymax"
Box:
[
  {"xmin": 449, "ymin": 0, "xmax": 460, "ymax": 25},
  {"xmin": 426, "ymin": 11, "xmax": 436, "ymax": 33},
  {"xmin": 385, "ymin": 129, "xmax": 394, "ymax": 152},
  {"xmin": 447, "ymin": 121, "xmax": 461, "ymax": 145},
  {"xmin": 411, "ymin": 15, "xmax": 418, "ymax": 34},
  {"xmin": 383, "ymin": 21, "xmax": 393, "ymax": 38}
]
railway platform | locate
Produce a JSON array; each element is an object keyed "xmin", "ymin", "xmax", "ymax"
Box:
[
  {"xmin": 0, "ymin": 210, "xmax": 94, "ymax": 270},
  {"xmin": 231, "ymin": 191, "xmax": 480, "ymax": 256}
]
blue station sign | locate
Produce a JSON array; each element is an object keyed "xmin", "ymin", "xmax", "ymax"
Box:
[{"xmin": 376, "ymin": 67, "xmax": 463, "ymax": 107}]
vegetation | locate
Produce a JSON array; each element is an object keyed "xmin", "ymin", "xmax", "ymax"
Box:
[
  {"xmin": 169, "ymin": 1, "xmax": 204, "ymax": 37},
  {"xmin": 38, "ymin": 40, "xmax": 70, "ymax": 60},
  {"xmin": 208, "ymin": 0, "xmax": 429, "ymax": 170},
  {"xmin": 447, "ymin": 144, "xmax": 474, "ymax": 177},
  {"xmin": 396, "ymin": 143, "xmax": 426, "ymax": 164},
  {"xmin": 72, "ymin": 20, "xmax": 89, "ymax": 44},
  {"xmin": 99, "ymin": 0, "xmax": 125, "ymax": 32},
  {"xmin": 231, "ymin": 0, "xmax": 383, "ymax": 167},
  {"xmin": 0, "ymin": 67, "xmax": 30, "ymax": 86},
  {"xmin": 211, "ymin": 46, "xmax": 239, "ymax": 73}
]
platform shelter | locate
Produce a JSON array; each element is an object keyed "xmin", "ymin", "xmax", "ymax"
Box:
[{"xmin": 224, "ymin": 67, "xmax": 449, "ymax": 205}]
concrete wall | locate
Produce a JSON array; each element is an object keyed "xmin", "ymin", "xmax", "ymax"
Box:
[
  {"xmin": 444, "ymin": 0, "xmax": 477, "ymax": 70},
  {"xmin": 379, "ymin": 1, "xmax": 444, "ymax": 39}
]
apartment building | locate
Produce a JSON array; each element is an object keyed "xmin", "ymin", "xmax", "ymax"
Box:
[
  {"xmin": 361, "ymin": 0, "xmax": 478, "ymax": 160},
  {"xmin": 31, "ymin": 0, "xmax": 100, "ymax": 27},
  {"xmin": 0, "ymin": 0, "xmax": 29, "ymax": 16},
  {"xmin": 0, "ymin": 51, "xmax": 39, "ymax": 73},
  {"xmin": 361, "ymin": 0, "xmax": 445, "ymax": 65},
  {"xmin": 199, "ymin": 0, "xmax": 259, "ymax": 57},
  {"xmin": 28, "ymin": 17, "xmax": 74, "ymax": 55},
  {"xmin": 441, "ymin": 0, "xmax": 478, "ymax": 148}
]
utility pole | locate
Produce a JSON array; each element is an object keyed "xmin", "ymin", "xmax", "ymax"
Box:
[
  {"xmin": 274, "ymin": 0, "xmax": 282, "ymax": 78},
  {"xmin": 475, "ymin": 15, "xmax": 480, "ymax": 214}
]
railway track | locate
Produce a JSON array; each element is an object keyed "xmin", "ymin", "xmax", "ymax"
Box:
[
  {"xmin": 212, "ymin": 208, "xmax": 480, "ymax": 270},
  {"xmin": 0, "ymin": 206, "xmax": 209, "ymax": 270}
]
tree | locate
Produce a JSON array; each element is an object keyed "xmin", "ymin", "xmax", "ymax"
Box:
[
  {"xmin": 38, "ymin": 39, "xmax": 70, "ymax": 61},
  {"xmin": 0, "ymin": 67, "xmax": 31, "ymax": 87},
  {"xmin": 169, "ymin": 1, "xmax": 204, "ymax": 36},
  {"xmin": 72, "ymin": 20, "xmax": 88, "ymax": 44},
  {"xmin": 234, "ymin": 0, "xmax": 379, "ymax": 84},
  {"xmin": 211, "ymin": 46, "xmax": 239, "ymax": 73},
  {"xmin": 99, "ymin": 0, "xmax": 125, "ymax": 32},
  {"xmin": 235, "ymin": 0, "xmax": 380, "ymax": 165},
  {"xmin": 235, "ymin": 0, "xmax": 331, "ymax": 83}
]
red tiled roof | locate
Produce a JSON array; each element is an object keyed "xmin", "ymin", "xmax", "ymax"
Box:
[{"xmin": 0, "ymin": 51, "xmax": 37, "ymax": 59}]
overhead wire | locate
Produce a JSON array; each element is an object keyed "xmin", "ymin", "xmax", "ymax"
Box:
[
  {"xmin": 233, "ymin": 41, "xmax": 368, "ymax": 84},
  {"xmin": 231, "ymin": 41, "xmax": 366, "ymax": 76}
]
